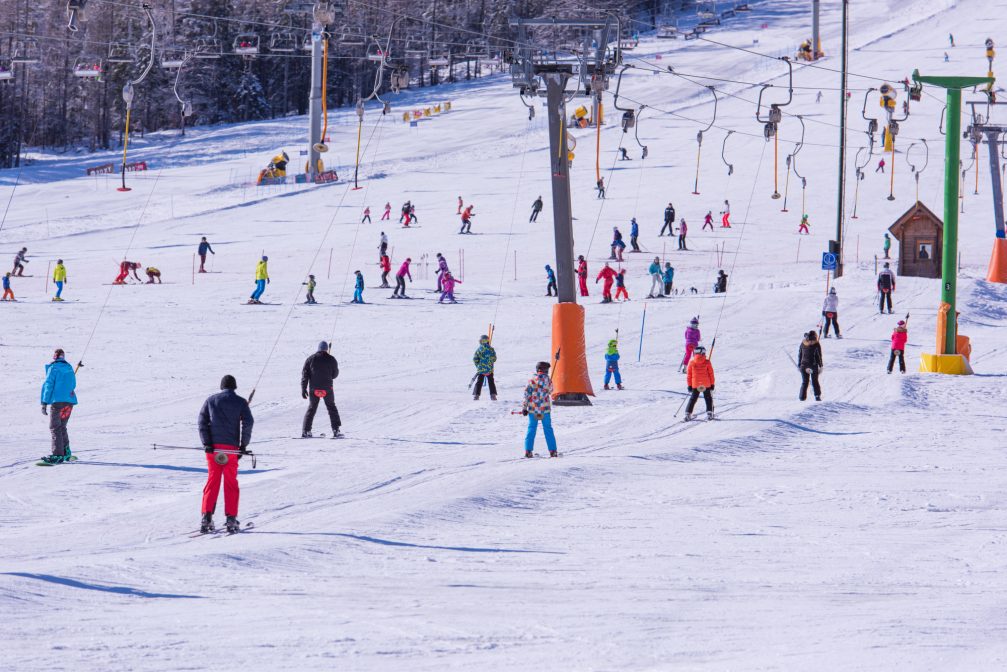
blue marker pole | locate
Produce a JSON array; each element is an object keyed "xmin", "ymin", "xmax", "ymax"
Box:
[{"xmin": 637, "ymin": 303, "xmax": 647, "ymax": 362}]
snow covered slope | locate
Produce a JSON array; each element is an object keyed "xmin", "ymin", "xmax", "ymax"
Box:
[{"xmin": 3, "ymin": 0, "xmax": 1007, "ymax": 669}]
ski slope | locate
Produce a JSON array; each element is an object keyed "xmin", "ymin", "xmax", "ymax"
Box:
[{"xmin": 4, "ymin": 0, "xmax": 1007, "ymax": 668}]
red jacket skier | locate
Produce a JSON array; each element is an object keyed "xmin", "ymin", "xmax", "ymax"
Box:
[
  {"xmin": 596, "ymin": 263, "xmax": 617, "ymax": 303},
  {"xmin": 577, "ymin": 255, "xmax": 589, "ymax": 297},
  {"xmin": 392, "ymin": 258, "xmax": 412, "ymax": 298},
  {"xmin": 114, "ymin": 260, "xmax": 142, "ymax": 284}
]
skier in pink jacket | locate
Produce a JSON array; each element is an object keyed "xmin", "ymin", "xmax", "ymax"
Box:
[
  {"xmin": 439, "ymin": 271, "xmax": 461, "ymax": 303},
  {"xmin": 392, "ymin": 258, "xmax": 412, "ymax": 298},
  {"xmin": 887, "ymin": 319, "xmax": 908, "ymax": 374},
  {"xmin": 680, "ymin": 316, "xmax": 701, "ymax": 372}
]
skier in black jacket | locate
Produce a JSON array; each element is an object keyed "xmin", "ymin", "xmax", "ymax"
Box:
[
  {"xmin": 301, "ymin": 341, "xmax": 342, "ymax": 438},
  {"xmin": 797, "ymin": 331, "xmax": 823, "ymax": 401},
  {"xmin": 198, "ymin": 375, "xmax": 254, "ymax": 533},
  {"xmin": 660, "ymin": 203, "xmax": 676, "ymax": 236}
]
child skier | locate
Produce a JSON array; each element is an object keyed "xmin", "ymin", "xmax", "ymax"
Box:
[
  {"xmin": 714, "ymin": 270, "xmax": 728, "ymax": 293},
  {"xmin": 663, "ymin": 263, "xmax": 675, "ymax": 296},
  {"xmin": 392, "ymin": 258, "xmax": 412, "ymax": 298},
  {"xmin": 435, "ymin": 253, "xmax": 450, "ymax": 292},
  {"xmin": 457, "ymin": 196, "xmax": 464, "ymax": 215},
  {"xmin": 684, "ymin": 345, "xmax": 715, "ymax": 421},
  {"xmin": 721, "ymin": 200, "xmax": 731, "ymax": 228},
  {"xmin": 614, "ymin": 269, "xmax": 630, "ymax": 301},
  {"xmin": 610, "ymin": 227, "xmax": 626, "ymax": 261},
  {"xmin": 303, "ymin": 275, "xmax": 317, "ymax": 304},
  {"xmin": 797, "ymin": 330, "xmax": 823, "ymax": 401},
  {"xmin": 349, "ymin": 271, "xmax": 363, "ymax": 304},
  {"xmin": 887, "ymin": 319, "xmax": 908, "ymax": 374},
  {"xmin": 145, "ymin": 267, "xmax": 162, "ymax": 284},
  {"xmin": 876, "ymin": 158, "xmax": 885, "ymax": 173},
  {"xmin": 680, "ymin": 317, "xmax": 701, "ymax": 372},
  {"xmin": 798, "ymin": 214, "xmax": 810, "ymax": 234},
  {"xmin": 604, "ymin": 339, "xmax": 623, "ymax": 390},
  {"xmin": 703, "ymin": 211, "xmax": 714, "ymax": 231},
  {"xmin": 596, "ymin": 177, "xmax": 606, "ymax": 199},
  {"xmin": 883, "ymin": 233, "xmax": 892, "ymax": 259},
  {"xmin": 382, "ymin": 202, "xmax": 391, "ymax": 220},
  {"xmin": 821, "ymin": 287, "xmax": 841, "ymax": 338},
  {"xmin": 545, "ymin": 264, "xmax": 557, "ymax": 296},
  {"xmin": 248, "ymin": 256, "xmax": 269, "ymax": 304},
  {"xmin": 400, "ymin": 201, "xmax": 411, "ymax": 224},
  {"xmin": 198, "ymin": 374, "xmax": 254, "ymax": 533},
  {"xmin": 648, "ymin": 257, "xmax": 663, "ymax": 298},
  {"xmin": 577, "ymin": 255, "xmax": 589, "ymax": 297},
  {"xmin": 596, "ymin": 263, "xmax": 617, "ymax": 303},
  {"xmin": 439, "ymin": 271, "xmax": 461, "ymax": 303},
  {"xmin": 678, "ymin": 218, "xmax": 689, "ymax": 250},
  {"xmin": 12, "ymin": 247, "xmax": 28, "ymax": 276},
  {"xmin": 1, "ymin": 272, "xmax": 14, "ymax": 301},
  {"xmin": 53, "ymin": 260, "xmax": 67, "ymax": 301},
  {"xmin": 472, "ymin": 335, "xmax": 497, "ymax": 400},
  {"xmin": 197, "ymin": 237, "xmax": 215, "ymax": 273},
  {"xmin": 362, "ymin": 207, "xmax": 371, "ymax": 224},
  {"xmin": 522, "ymin": 361, "xmax": 558, "ymax": 458},
  {"xmin": 379, "ymin": 255, "xmax": 391, "ymax": 288}
]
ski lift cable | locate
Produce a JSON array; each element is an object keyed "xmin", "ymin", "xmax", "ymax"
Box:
[
  {"xmin": 584, "ymin": 131, "xmax": 629, "ymax": 261},
  {"xmin": 491, "ymin": 129, "xmax": 532, "ymax": 328}
]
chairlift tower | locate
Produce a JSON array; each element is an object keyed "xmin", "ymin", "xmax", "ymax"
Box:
[
  {"xmin": 508, "ymin": 15, "xmax": 622, "ymax": 406},
  {"xmin": 308, "ymin": 3, "xmax": 336, "ymax": 179}
]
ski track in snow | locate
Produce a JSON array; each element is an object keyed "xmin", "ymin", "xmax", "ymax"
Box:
[{"xmin": 4, "ymin": 0, "xmax": 1007, "ymax": 669}]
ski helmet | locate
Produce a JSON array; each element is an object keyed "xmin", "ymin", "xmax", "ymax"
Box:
[
  {"xmin": 898, "ymin": 320, "xmax": 906, "ymax": 326},
  {"xmin": 690, "ymin": 317, "xmax": 699, "ymax": 326},
  {"xmin": 262, "ymin": 255, "xmax": 268, "ymax": 262},
  {"xmin": 318, "ymin": 341, "xmax": 329, "ymax": 351},
  {"xmin": 829, "ymin": 287, "xmax": 836, "ymax": 294},
  {"xmin": 694, "ymin": 345, "xmax": 706, "ymax": 355},
  {"xmin": 536, "ymin": 361, "xmax": 551, "ymax": 373}
]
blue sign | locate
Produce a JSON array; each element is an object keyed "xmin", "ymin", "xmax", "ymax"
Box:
[{"xmin": 821, "ymin": 252, "xmax": 837, "ymax": 271}]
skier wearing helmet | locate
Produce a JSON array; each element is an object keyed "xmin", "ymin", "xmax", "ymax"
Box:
[{"xmin": 684, "ymin": 345, "xmax": 715, "ymax": 421}]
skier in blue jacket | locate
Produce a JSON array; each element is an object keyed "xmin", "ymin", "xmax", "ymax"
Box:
[
  {"xmin": 545, "ymin": 264, "xmax": 557, "ymax": 296},
  {"xmin": 40, "ymin": 348, "xmax": 78, "ymax": 464},
  {"xmin": 662, "ymin": 262, "xmax": 675, "ymax": 296},
  {"xmin": 629, "ymin": 218, "xmax": 641, "ymax": 252},
  {"xmin": 352, "ymin": 270, "xmax": 365, "ymax": 304},
  {"xmin": 604, "ymin": 339, "xmax": 623, "ymax": 390}
]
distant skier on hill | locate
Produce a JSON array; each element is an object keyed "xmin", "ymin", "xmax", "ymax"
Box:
[
  {"xmin": 678, "ymin": 218, "xmax": 689, "ymax": 250},
  {"xmin": 362, "ymin": 206, "xmax": 371, "ymax": 224},
  {"xmin": 660, "ymin": 203, "xmax": 676, "ymax": 236},
  {"xmin": 378, "ymin": 255, "xmax": 391, "ymax": 288},
  {"xmin": 352, "ymin": 271, "xmax": 365, "ymax": 304},
  {"xmin": 883, "ymin": 233, "xmax": 892, "ymax": 259},
  {"xmin": 545, "ymin": 264, "xmax": 557, "ymax": 296},
  {"xmin": 197, "ymin": 237, "xmax": 215, "ymax": 273},
  {"xmin": 248, "ymin": 256, "xmax": 269, "ymax": 304},
  {"xmin": 12, "ymin": 247, "xmax": 28, "ymax": 276},
  {"xmin": 457, "ymin": 196, "xmax": 464, "ymax": 215},
  {"xmin": 680, "ymin": 317, "xmax": 701, "ymax": 373},
  {"xmin": 629, "ymin": 218, "xmax": 641, "ymax": 252},
  {"xmin": 821, "ymin": 287, "xmax": 841, "ymax": 338},
  {"xmin": 596, "ymin": 263, "xmax": 617, "ymax": 303},
  {"xmin": 40, "ymin": 348, "xmax": 78, "ymax": 465},
  {"xmin": 301, "ymin": 342, "xmax": 341, "ymax": 439},
  {"xmin": 145, "ymin": 267, "xmax": 162, "ymax": 284},
  {"xmin": 878, "ymin": 262, "xmax": 896, "ymax": 314},
  {"xmin": 703, "ymin": 211, "xmax": 714, "ymax": 231},
  {"xmin": 577, "ymin": 255, "xmax": 589, "ymax": 297},
  {"xmin": 798, "ymin": 214, "xmax": 810, "ymax": 234},
  {"xmin": 888, "ymin": 319, "xmax": 908, "ymax": 374},
  {"xmin": 303, "ymin": 275, "xmax": 317, "ymax": 304},
  {"xmin": 52, "ymin": 260, "xmax": 68, "ymax": 302},
  {"xmin": 439, "ymin": 271, "xmax": 461, "ymax": 303},
  {"xmin": 530, "ymin": 196, "xmax": 543, "ymax": 222},
  {"xmin": 610, "ymin": 226, "xmax": 626, "ymax": 261},
  {"xmin": 114, "ymin": 260, "xmax": 142, "ymax": 284},
  {"xmin": 392, "ymin": 257, "xmax": 412, "ymax": 298},
  {"xmin": 198, "ymin": 374, "xmax": 253, "ymax": 533},
  {"xmin": 663, "ymin": 262, "xmax": 675, "ymax": 296},
  {"xmin": 435, "ymin": 253, "xmax": 450, "ymax": 292},
  {"xmin": 382, "ymin": 202, "xmax": 391, "ymax": 221},
  {"xmin": 797, "ymin": 330, "xmax": 823, "ymax": 401},
  {"xmin": 379, "ymin": 231, "xmax": 388, "ymax": 257},
  {"xmin": 460, "ymin": 205, "xmax": 475, "ymax": 234},
  {"xmin": 472, "ymin": 335, "xmax": 497, "ymax": 401},
  {"xmin": 684, "ymin": 345, "xmax": 715, "ymax": 421}
]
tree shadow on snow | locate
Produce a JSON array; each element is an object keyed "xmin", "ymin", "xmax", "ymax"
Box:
[
  {"xmin": 722, "ymin": 418, "xmax": 868, "ymax": 436},
  {"xmin": 2, "ymin": 573, "xmax": 202, "ymax": 599},
  {"xmin": 254, "ymin": 531, "xmax": 564, "ymax": 555}
]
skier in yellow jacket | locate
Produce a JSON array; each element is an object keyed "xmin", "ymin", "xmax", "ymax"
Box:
[
  {"xmin": 52, "ymin": 259, "xmax": 68, "ymax": 302},
  {"xmin": 248, "ymin": 256, "xmax": 269, "ymax": 304}
]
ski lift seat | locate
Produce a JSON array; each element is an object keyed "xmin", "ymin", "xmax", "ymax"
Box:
[
  {"xmin": 12, "ymin": 39, "xmax": 40, "ymax": 64},
  {"xmin": 621, "ymin": 110, "xmax": 636, "ymax": 131},
  {"xmin": 194, "ymin": 37, "xmax": 222, "ymax": 58},
  {"xmin": 270, "ymin": 32, "xmax": 297, "ymax": 53},
  {"xmin": 73, "ymin": 59, "xmax": 104, "ymax": 78},
  {"xmin": 233, "ymin": 35, "xmax": 260, "ymax": 56},
  {"xmin": 366, "ymin": 44, "xmax": 385, "ymax": 62},
  {"xmin": 0, "ymin": 62, "xmax": 12, "ymax": 82},
  {"xmin": 430, "ymin": 54, "xmax": 449, "ymax": 66},
  {"xmin": 107, "ymin": 43, "xmax": 132, "ymax": 64}
]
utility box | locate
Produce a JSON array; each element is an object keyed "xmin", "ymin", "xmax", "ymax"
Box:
[{"xmin": 888, "ymin": 201, "xmax": 943, "ymax": 279}]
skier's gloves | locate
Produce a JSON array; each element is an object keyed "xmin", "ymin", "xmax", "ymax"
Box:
[
  {"xmin": 522, "ymin": 409, "xmax": 529, "ymax": 416},
  {"xmin": 41, "ymin": 404, "xmax": 47, "ymax": 416},
  {"xmin": 238, "ymin": 447, "xmax": 249, "ymax": 460},
  {"xmin": 302, "ymin": 390, "xmax": 309, "ymax": 399},
  {"xmin": 204, "ymin": 445, "xmax": 214, "ymax": 453},
  {"xmin": 709, "ymin": 385, "xmax": 715, "ymax": 391},
  {"xmin": 687, "ymin": 387, "xmax": 694, "ymax": 393}
]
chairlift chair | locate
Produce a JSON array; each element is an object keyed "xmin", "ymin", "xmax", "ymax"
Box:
[
  {"xmin": 390, "ymin": 65, "xmax": 409, "ymax": 92},
  {"xmin": 233, "ymin": 34, "xmax": 260, "ymax": 56},
  {"xmin": 107, "ymin": 42, "xmax": 132, "ymax": 64},
  {"xmin": 0, "ymin": 59, "xmax": 13, "ymax": 82},
  {"xmin": 301, "ymin": 33, "xmax": 314, "ymax": 51},
  {"xmin": 283, "ymin": 0, "xmax": 315, "ymax": 12},
  {"xmin": 73, "ymin": 56, "xmax": 103, "ymax": 78},
  {"xmin": 161, "ymin": 47, "xmax": 187, "ymax": 69},
  {"xmin": 657, "ymin": 25, "xmax": 678, "ymax": 39},
  {"xmin": 429, "ymin": 52, "xmax": 450, "ymax": 67},
  {"xmin": 340, "ymin": 32, "xmax": 365, "ymax": 47},
  {"xmin": 464, "ymin": 39, "xmax": 490, "ymax": 59},
  {"xmin": 269, "ymin": 31, "xmax": 297, "ymax": 53},
  {"xmin": 194, "ymin": 37, "xmax": 222, "ymax": 59},
  {"xmin": 366, "ymin": 41, "xmax": 386, "ymax": 62},
  {"xmin": 12, "ymin": 38, "xmax": 40, "ymax": 64}
]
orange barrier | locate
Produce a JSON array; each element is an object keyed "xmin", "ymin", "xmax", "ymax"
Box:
[
  {"xmin": 987, "ymin": 237, "xmax": 1007, "ymax": 283},
  {"xmin": 550, "ymin": 303, "xmax": 594, "ymax": 399}
]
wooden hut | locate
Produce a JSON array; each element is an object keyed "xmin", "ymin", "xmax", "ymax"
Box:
[{"xmin": 888, "ymin": 201, "xmax": 943, "ymax": 279}]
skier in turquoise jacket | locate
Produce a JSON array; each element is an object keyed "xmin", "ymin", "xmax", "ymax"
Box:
[{"xmin": 40, "ymin": 348, "xmax": 78, "ymax": 464}]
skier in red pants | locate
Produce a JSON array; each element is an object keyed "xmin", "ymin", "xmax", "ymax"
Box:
[
  {"xmin": 197, "ymin": 375, "xmax": 254, "ymax": 534},
  {"xmin": 577, "ymin": 255, "xmax": 589, "ymax": 297},
  {"xmin": 114, "ymin": 260, "xmax": 142, "ymax": 284},
  {"xmin": 596, "ymin": 262, "xmax": 617, "ymax": 303}
]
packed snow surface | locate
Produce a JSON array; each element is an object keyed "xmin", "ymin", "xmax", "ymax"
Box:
[{"xmin": 3, "ymin": 0, "xmax": 1007, "ymax": 669}]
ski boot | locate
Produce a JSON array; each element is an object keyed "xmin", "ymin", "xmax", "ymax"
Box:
[
  {"xmin": 836, "ymin": 334, "xmax": 843, "ymax": 339},
  {"xmin": 200, "ymin": 513, "xmax": 215, "ymax": 534},
  {"xmin": 815, "ymin": 395, "xmax": 822, "ymax": 401},
  {"xmin": 524, "ymin": 450, "xmax": 534, "ymax": 459},
  {"xmin": 604, "ymin": 384, "xmax": 611, "ymax": 390},
  {"xmin": 225, "ymin": 516, "xmax": 241, "ymax": 534},
  {"xmin": 331, "ymin": 429, "xmax": 344, "ymax": 439},
  {"xmin": 490, "ymin": 394, "xmax": 497, "ymax": 401},
  {"xmin": 707, "ymin": 411, "xmax": 715, "ymax": 421},
  {"xmin": 473, "ymin": 394, "xmax": 480, "ymax": 401},
  {"xmin": 39, "ymin": 454, "xmax": 65, "ymax": 465},
  {"xmin": 301, "ymin": 431, "xmax": 313, "ymax": 438},
  {"xmin": 617, "ymin": 384, "xmax": 624, "ymax": 390},
  {"xmin": 683, "ymin": 413, "xmax": 694, "ymax": 422},
  {"xmin": 549, "ymin": 450, "xmax": 558, "ymax": 458}
]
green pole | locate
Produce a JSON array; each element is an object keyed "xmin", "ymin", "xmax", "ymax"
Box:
[
  {"xmin": 912, "ymin": 71, "xmax": 994, "ymax": 355},
  {"xmin": 941, "ymin": 89, "xmax": 961, "ymax": 354}
]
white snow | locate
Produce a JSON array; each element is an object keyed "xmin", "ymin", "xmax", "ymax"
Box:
[{"xmin": 4, "ymin": 0, "xmax": 1007, "ymax": 669}]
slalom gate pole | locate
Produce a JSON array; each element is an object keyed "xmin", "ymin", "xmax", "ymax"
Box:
[
  {"xmin": 191, "ymin": 253, "xmax": 195, "ymax": 285},
  {"xmin": 45, "ymin": 260, "xmax": 52, "ymax": 294},
  {"xmin": 328, "ymin": 248, "xmax": 333, "ymax": 279},
  {"xmin": 637, "ymin": 303, "xmax": 647, "ymax": 362}
]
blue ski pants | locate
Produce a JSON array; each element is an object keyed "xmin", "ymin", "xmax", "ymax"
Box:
[
  {"xmin": 353, "ymin": 288, "xmax": 363, "ymax": 303},
  {"xmin": 55, "ymin": 281, "xmax": 64, "ymax": 298},
  {"xmin": 525, "ymin": 412, "xmax": 557, "ymax": 454},
  {"xmin": 604, "ymin": 366, "xmax": 622, "ymax": 385},
  {"xmin": 251, "ymin": 279, "xmax": 266, "ymax": 301}
]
